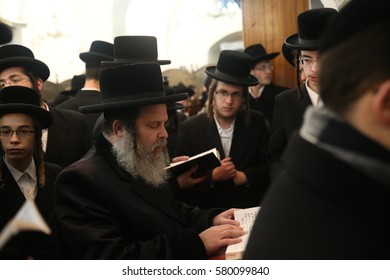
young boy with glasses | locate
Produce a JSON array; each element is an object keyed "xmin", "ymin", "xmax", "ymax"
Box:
[
  {"xmin": 267, "ymin": 8, "xmax": 337, "ymax": 181},
  {"xmin": 174, "ymin": 50, "xmax": 270, "ymax": 209},
  {"xmin": 0, "ymin": 86, "xmax": 62, "ymax": 259}
]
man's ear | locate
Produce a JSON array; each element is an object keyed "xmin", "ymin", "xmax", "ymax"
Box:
[
  {"xmin": 112, "ymin": 120, "xmax": 125, "ymax": 137},
  {"xmin": 36, "ymin": 78, "xmax": 43, "ymax": 91},
  {"xmin": 373, "ymin": 80, "xmax": 390, "ymax": 127}
]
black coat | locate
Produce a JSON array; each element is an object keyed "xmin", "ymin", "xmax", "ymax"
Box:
[
  {"xmin": 248, "ymin": 83, "xmax": 290, "ymax": 123},
  {"xmin": 55, "ymin": 135, "xmax": 221, "ymax": 259},
  {"xmin": 267, "ymin": 85, "xmax": 312, "ymax": 180},
  {"xmin": 174, "ymin": 111, "xmax": 269, "ymax": 209},
  {"xmin": 0, "ymin": 160, "xmax": 62, "ymax": 259},
  {"xmin": 45, "ymin": 107, "xmax": 90, "ymax": 168},
  {"xmin": 245, "ymin": 134, "xmax": 390, "ymax": 259},
  {"xmin": 57, "ymin": 89, "xmax": 102, "ymax": 134}
]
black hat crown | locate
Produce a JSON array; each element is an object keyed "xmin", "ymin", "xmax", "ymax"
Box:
[
  {"xmin": 0, "ymin": 86, "xmax": 52, "ymax": 128},
  {"xmin": 244, "ymin": 43, "xmax": 279, "ymax": 65},
  {"xmin": 79, "ymin": 62, "xmax": 187, "ymax": 113},
  {"xmin": 79, "ymin": 40, "xmax": 114, "ymax": 68},
  {"xmin": 205, "ymin": 50, "xmax": 258, "ymax": 86},
  {"xmin": 102, "ymin": 36, "xmax": 171, "ymax": 66},
  {"xmin": 320, "ymin": 0, "xmax": 390, "ymax": 53},
  {"xmin": 0, "ymin": 44, "xmax": 50, "ymax": 81},
  {"xmin": 0, "ymin": 22, "xmax": 12, "ymax": 44},
  {"xmin": 285, "ymin": 8, "xmax": 338, "ymax": 50}
]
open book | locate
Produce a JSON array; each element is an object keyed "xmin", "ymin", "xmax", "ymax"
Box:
[
  {"xmin": 225, "ymin": 206, "xmax": 261, "ymax": 260},
  {"xmin": 0, "ymin": 200, "xmax": 51, "ymax": 251},
  {"xmin": 165, "ymin": 148, "xmax": 221, "ymax": 177}
]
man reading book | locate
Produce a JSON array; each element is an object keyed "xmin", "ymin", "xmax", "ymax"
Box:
[
  {"xmin": 174, "ymin": 50, "xmax": 270, "ymax": 209},
  {"xmin": 54, "ymin": 62, "xmax": 245, "ymax": 259}
]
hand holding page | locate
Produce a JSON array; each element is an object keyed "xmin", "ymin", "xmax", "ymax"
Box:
[
  {"xmin": 225, "ymin": 206, "xmax": 261, "ymax": 260},
  {"xmin": 165, "ymin": 148, "xmax": 221, "ymax": 177},
  {"xmin": 0, "ymin": 200, "xmax": 51, "ymax": 250}
]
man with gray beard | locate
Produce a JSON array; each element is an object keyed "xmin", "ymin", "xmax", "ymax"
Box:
[
  {"xmin": 54, "ymin": 62, "xmax": 245, "ymax": 259},
  {"xmin": 111, "ymin": 119, "xmax": 170, "ymax": 187}
]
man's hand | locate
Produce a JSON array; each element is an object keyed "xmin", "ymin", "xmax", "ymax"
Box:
[
  {"xmin": 199, "ymin": 224, "xmax": 245, "ymax": 257},
  {"xmin": 213, "ymin": 208, "xmax": 240, "ymax": 226},
  {"xmin": 176, "ymin": 165, "xmax": 206, "ymax": 189},
  {"xmin": 212, "ymin": 157, "xmax": 236, "ymax": 182}
]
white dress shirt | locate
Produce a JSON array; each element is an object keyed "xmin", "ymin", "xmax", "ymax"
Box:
[
  {"xmin": 305, "ymin": 80, "xmax": 323, "ymax": 107},
  {"xmin": 214, "ymin": 117, "xmax": 235, "ymax": 157},
  {"xmin": 4, "ymin": 158, "xmax": 37, "ymax": 200}
]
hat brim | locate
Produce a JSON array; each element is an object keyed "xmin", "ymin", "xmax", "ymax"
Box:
[
  {"xmin": 167, "ymin": 102, "xmax": 184, "ymax": 111},
  {"xmin": 282, "ymin": 43, "xmax": 296, "ymax": 66},
  {"xmin": 0, "ymin": 58, "xmax": 50, "ymax": 81},
  {"xmin": 101, "ymin": 59, "xmax": 171, "ymax": 66},
  {"xmin": 79, "ymin": 52, "xmax": 115, "ymax": 64},
  {"xmin": 0, "ymin": 103, "xmax": 52, "ymax": 129},
  {"xmin": 252, "ymin": 52, "xmax": 280, "ymax": 63},
  {"xmin": 205, "ymin": 66, "xmax": 258, "ymax": 86},
  {"xmin": 79, "ymin": 92, "xmax": 188, "ymax": 113},
  {"xmin": 284, "ymin": 34, "xmax": 319, "ymax": 51}
]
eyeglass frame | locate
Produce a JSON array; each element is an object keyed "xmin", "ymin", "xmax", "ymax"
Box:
[
  {"xmin": 0, "ymin": 128, "xmax": 35, "ymax": 138},
  {"xmin": 215, "ymin": 89, "xmax": 243, "ymax": 101},
  {"xmin": 299, "ymin": 56, "xmax": 319, "ymax": 67},
  {"xmin": 0, "ymin": 75, "xmax": 31, "ymax": 89},
  {"xmin": 253, "ymin": 63, "xmax": 274, "ymax": 72}
]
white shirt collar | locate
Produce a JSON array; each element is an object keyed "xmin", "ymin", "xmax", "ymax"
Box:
[
  {"xmin": 305, "ymin": 80, "xmax": 323, "ymax": 107},
  {"xmin": 3, "ymin": 157, "xmax": 37, "ymax": 183}
]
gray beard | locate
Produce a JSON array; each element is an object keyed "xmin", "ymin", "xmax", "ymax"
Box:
[{"xmin": 111, "ymin": 131, "xmax": 171, "ymax": 188}]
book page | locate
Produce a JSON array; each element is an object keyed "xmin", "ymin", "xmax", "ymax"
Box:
[
  {"xmin": 225, "ymin": 206, "xmax": 260, "ymax": 260},
  {"xmin": 0, "ymin": 200, "xmax": 51, "ymax": 250},
  {"xmin": 165, "ymin": 148, "xmax": 220, "ymax": 169}
]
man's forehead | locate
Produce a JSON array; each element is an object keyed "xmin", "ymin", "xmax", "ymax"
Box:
[{"xmin": 138, "ymin": 104, "xmax": 168, "ymax": 118}]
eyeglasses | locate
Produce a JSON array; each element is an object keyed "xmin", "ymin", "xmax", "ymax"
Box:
[
  {"xmin": 215, "ymin": 89, "xmax": 243, "ymax": 101},
  {"xmin": 254, "ymin": 64, "xmax": 274, "ymax": 72},
  {"xmin": 0, "ymin": 76, "xmax": 31, "ymax": 89},
  {"xmin": 0, "ymin": 128, "xmax": 35, "ymax": 137},
  {"xmin": 299, "ymin": 57, "xmax": 318, "ymax": 67}
]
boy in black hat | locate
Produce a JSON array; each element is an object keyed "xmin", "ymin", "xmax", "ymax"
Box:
[
  {"xmin": 54, "ymin": 62, "xmax": 245, "ymax": 259},
  {"xmin": 0, "ymin": 44, "xmax": 90, "ymax": 168},
  {"xmin": 0, "ymin": 86, "xmax": 62, "ymax": 259},
  {"xmin": 174, "ymin": 50, "xmax": 269, "ymax": 209},
  {"xmin": 245, "ymin": 0, "xmax": 390, "ymax": 259},
  {"xmin": 267, "ymin": 8, "xmax": 337, "ymax": 180},
  {"xmin": 244, "ymin": 43, "xmax": 290, "ymax": 123}
]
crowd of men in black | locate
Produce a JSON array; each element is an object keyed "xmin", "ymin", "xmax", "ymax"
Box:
[{"xmin": 0, "ymin": 0, "xmax": 389, "ymax": 260}]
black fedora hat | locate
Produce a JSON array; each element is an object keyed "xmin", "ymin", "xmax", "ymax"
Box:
[
  {"xmin": 205, "ymin": 50, "xmax": 258, "ymax": 86},
  {"xmin": 244, "ymin": 44, "xmax": 279, "ymax": 66},
  {"xmin": 79, "ymin": 62, "xmax": 188, "ymax": 113},
  {"xmin": 79, "ymin": 40, "xmax": 114, "ymax": 68},
  {"xmin": 285, "ymin": 8, "xmax": 337, "ymax": 51},
  {"xmin": 0, "ymin": 44, "xmax": 50, "ymax": 81},
  {"xmin": 320, "ymin": 0, "xmax": 390, "ymax": 53},
  {"xmin": 0, "ymin": 22, "xmax": 12, "ymax": 44},
  {"xmin": 0, "ymin": 86, "xmax": 52, "ymax": 129},
  {"xmin": 101, "ymin": 36, "xmax": 171, "ymax": 66}
]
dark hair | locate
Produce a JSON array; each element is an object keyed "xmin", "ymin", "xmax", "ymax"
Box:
[
  {"xmin": 320, "ymin": 23, "xmax": 390, "ymax": 116},
  {"xmin": 206, "ymin": 79, "xmax": 251, "ymax": 126},
  {"xmin": 85, "ymin": 66, "xmax": 103, "ymax": 80}
]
